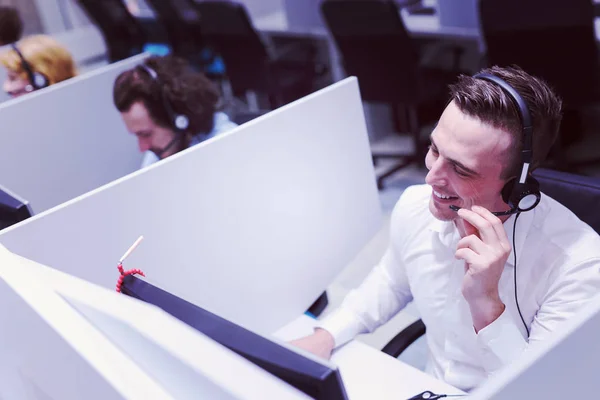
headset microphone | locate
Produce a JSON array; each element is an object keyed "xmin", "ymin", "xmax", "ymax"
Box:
[
  {"xmin": 449, "ymin": 204, "xmax": 517, "ymax": 216},
  {"xmin": 151, "ymin": 136, "xmax": 182, "ymax": 160}
]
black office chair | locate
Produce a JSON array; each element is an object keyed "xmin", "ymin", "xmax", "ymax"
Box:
[
  {"xmin": 143, "ymin": 0, "xmax": 215, "ymax": 71},
  {"xmin": 77, "ymin": 0, "xmax": 147, "ymax": 62},
  {"xmin": 192, "ymin": 0, "xmax": 327, "ymax": 109},
  {"xmin": 381, "ymin": 168, "xmax": 600, "ymax": 358},
  {"xmin": 479, "ymin": 0, "xmax": 600, "ymax": 169},
  {"xmin": 320, "ymin": 0, "xmax": 461, "ymax": 189}
]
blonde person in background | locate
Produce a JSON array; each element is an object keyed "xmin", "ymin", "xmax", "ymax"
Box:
[{"xmin": 0, "ymin": 35, "xmax": 77, "ymax": 98}]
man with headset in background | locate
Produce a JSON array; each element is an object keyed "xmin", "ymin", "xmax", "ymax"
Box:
[
  {"xmin": 113, "ymin": 55, "xmax": 237, "ymax": 169},
  {"xmin": 290, "ymin": 65, "xmax": 600, "ymax": 391}
]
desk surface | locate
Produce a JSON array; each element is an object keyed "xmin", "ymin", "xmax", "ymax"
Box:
[{"xmin": 274, "ymin": 315, "xmax": 464, "ymax": 400}]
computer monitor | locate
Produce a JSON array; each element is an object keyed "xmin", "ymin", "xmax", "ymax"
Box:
[
  {"xmin": 121, "ymin": 275, "xmax": 349, "ymax": 400},
  {"xmin": 0, "ymin": 183, "xmax": 32, "ymax": 230}
]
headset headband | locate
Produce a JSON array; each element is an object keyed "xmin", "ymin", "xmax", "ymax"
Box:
[
  {"xmin": 474, "ymin": 72, "xmax": 533, "ymax": 182},
  {"xmin": 138, "ymin": 63, "xmax": 189, "ymax": 132},
  {"xmin": 11, "ymin": 43, "xmax": 47, "ymax": 90}
]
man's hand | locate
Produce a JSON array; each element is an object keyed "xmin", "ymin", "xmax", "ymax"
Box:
[
  {"xmin": 455, "ymin": 205, "xmax": 510, "ymax": 332},
  {"xmin": 288, "ymin": 328, "xmax": 335, "ymax": 360}
]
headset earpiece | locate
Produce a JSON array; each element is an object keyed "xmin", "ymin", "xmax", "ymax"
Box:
[
  {"xmin": 501, "ymin": 176, "xmax": 541, "ymax": 213},
  {"xmin": 11, "ymin": 43, "xmax": 49, "ymax": 91},
  {"xmin": 474, "ymin": 72, "xmax": 539, "ymax": 215},
  {"xmin": 174, "ymin": 114, "xmax": 190, "ymax": 131},
  {"xmin": 138, "ymin": 64, "xmax": 189, "ymax": 134},
  {"xmin": 31, "ymin": 72, "xmax": 49, "ymax": 90}
]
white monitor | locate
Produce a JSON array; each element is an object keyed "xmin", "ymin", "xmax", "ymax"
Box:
[
  {"xmin": 469, "ymin": 293, "xmax": 600, "ymax": 399},
  {"xmin": 0, "ymin": 77, "xmax": 382, "ymax": 335},
  {"xmin": 0, "ymin": 246, "xmax": 311, "ymax": 400}
]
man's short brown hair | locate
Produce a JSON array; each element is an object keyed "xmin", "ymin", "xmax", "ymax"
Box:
[
  {"xmin": 449, "ymin": 65, "xmax": 563, "ymax": 179},
  {"xmin": 113, "ymin": 55, "xmax": 221, "ymax": 135}
]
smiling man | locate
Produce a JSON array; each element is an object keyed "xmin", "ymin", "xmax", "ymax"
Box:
[{"xmin": 289, "ymin": 66, "xmax": 600, "ymax": 391}]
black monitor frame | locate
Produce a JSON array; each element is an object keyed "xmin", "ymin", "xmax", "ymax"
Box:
[
  {"xmin": 0, "ymin": 184, "xmax": 32, "ymax": 230},
  {"xmin": 121, "ymin": 275, "xmax": 349, "ymax": 400}
]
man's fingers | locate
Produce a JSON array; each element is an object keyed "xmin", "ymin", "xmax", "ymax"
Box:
[
  {"xmin": 455, "ymin": 247, "xmax": 480, "ymax": 265},
  {"xmin": 471, "ymin": 205, "xmax": 512, "ymax": 251},
  {"xmin": 457, "ymin": 208, "xmax": 496, "ymax": 243},
  {"xmin": 457, "ymin": 234, "xmax": 487, "ymax": 254}
]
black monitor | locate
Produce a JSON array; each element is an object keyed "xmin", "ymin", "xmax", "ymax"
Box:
[
  {"xmin": 121, "ymin": 275, "xmax": 349, "ymax": 400},
  {"xmin": 0, "ymin": 184, "xmax": 32, "ymax": 230}
]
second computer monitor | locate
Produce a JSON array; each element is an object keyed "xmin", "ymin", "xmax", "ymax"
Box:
[{"xmin": 121, "ymin": 275, "xmax": 349, "ymax": 400}]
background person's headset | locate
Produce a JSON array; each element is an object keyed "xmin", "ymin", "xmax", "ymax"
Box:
[
  {"xmin": 137, "ymin": 63, "xmax": 190, "ymax": 158},
  {"xmin": 11, "ymin": 43, "xmax": 49, "ymax": 92},
  {"xmin": 449, "ymin": 72, "xmax": 541, "ymax": 217},
  {"xmin": 449, "ymin": 72, "xmax": 539, "ymax": 337}
]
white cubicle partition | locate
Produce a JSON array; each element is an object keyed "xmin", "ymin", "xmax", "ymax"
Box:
[
  {"xmin": 469, "ymin": 293, "xmax": 600, "ymax": 399},
  {"xmin": 0, "ymin": 246, "xmax": 309, "ymax": 400},
  {"xmin": 0, "ymin": 53, "xmax": 145, "ymax": 214},
  {"xmin": 0, "ymin": 77, "xmax": 382, "ymax": 335}
]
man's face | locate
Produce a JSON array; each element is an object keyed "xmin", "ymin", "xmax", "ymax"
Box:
[
  {"xmin": 4, "ymin": 69, "xmax": 31, "ymax": 98},
  {"xmin": 120, "ymin": 101, "xmax": 177, "ymax": 158},
  {"xmin": 424, "ymin": 101, "xmax": 514, "ymax": 222}
]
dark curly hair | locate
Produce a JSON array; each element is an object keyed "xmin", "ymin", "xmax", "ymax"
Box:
[
  {"xmin": 113, "ymin": 55, "xmax": 221, "ymax": 136},
  {"xmin": 0, "ymin": 6, "xmax": 23, "ymax": 46}
]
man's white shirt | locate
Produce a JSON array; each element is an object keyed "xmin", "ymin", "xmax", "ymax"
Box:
[{"xmin": 318, "ymin": 184, "xmax": 600, "ymax": 391}]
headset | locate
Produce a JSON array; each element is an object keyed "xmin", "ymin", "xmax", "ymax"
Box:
[
  {"xmin": 449, "ymin": 72, "xmax": 538, "ymax": 337},
  {"xmin": 449, "ymin": 73, "xmax": 541, "ymax": 217},
  {"xmin": 137, "ymin": 63, "xmax": 190, "ymax": 133},
  {"xmin": 137, "ymin": 63, "xmax": 190, "ymax": 159},
  {"xmin": 11, "ymin": 43, "xmax": 49, "ymax": 92}
]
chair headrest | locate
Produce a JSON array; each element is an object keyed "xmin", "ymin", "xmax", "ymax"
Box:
[{"xmin": 532, "ymin": 168, "xmax": 600, "ymax": 235}]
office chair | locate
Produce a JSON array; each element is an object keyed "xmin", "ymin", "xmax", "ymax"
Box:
[
  {"xmin": 381, "ymin": 168, "xmax": 600, "ymax": 358},
  {"xmin": 479, "ymin": 0, "xmax": 600, "ymax": 170},
  {"xmin": 76, "ymin": 0, "xmax": 147, "ymax": 62},
  {"xmin": 192, "ymin": 1, "xmax": 328, "ymax": 110},
  {"xmin": 143, "ymin": 0, "xmax": 215, "ymax": 71},
  {"xmin": 320, "ymin": 0, "xmax": 461, "ymax": 189}
]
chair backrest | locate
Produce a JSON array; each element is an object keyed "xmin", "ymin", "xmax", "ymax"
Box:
[
  {"xmin": 532, "ymin": 168, "xmax": 600, "ymax": 234},
  {"xmin": 320, "ymin": 0, "xmax": 419, "ymax": 104},
  {"xmin": 77, "ymin": 0, "xmax": 146, "ymax": 62},
  {"xmin": 479, "ymin": 0, "xmax": 598, "ymax": 106},
  {"xmin": 143, "ymin": 0, "xmax": 206, "ymax": 58},
  {"xmin": 192, "ymin": 1, "xmax": 270, "ymax": 95}
]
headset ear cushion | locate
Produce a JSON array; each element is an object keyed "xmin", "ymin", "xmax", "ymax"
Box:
[
  {"xmin": 33, "ymin": 73, "xmax": 48, "ymax": 89},
  {"xmin": 501, "ymin": 178, "xmax": 517, "ymax": 205},
  {"xmin": 174, "ymin": 115, "xmax": 190, "ymax": 131}
]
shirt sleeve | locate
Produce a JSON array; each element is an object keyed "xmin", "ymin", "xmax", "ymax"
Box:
[
  {"xmin": 476, "ymin": 257, "xmax": 600, "ymax": 375},
  {"xmin": 316, "ymin": 201, "xmax": 415, "ymax": 348}
]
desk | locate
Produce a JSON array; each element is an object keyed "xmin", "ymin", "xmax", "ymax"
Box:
[{"xmin": 274, "ymin": 315, "xmax": 464, "ymax": 400}]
